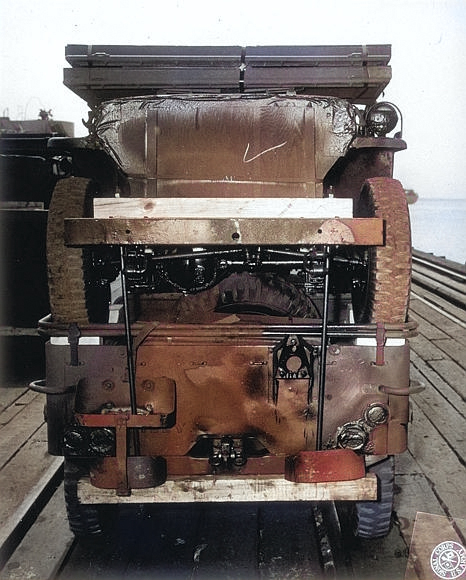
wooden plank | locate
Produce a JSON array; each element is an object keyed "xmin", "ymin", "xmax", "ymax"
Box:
[
  {"xmin": 65, "ymin": 217, "xmax": 383, "ymax": 247},
  {"xmin": 0, "ymin": 424, "xmax": 62, "ymax": 536},
  {"xmin": 405, "ymin": 512, "xmax": 466, "ymax": 580},
  {"xmin": 78, "ymin": 473, "xmax": 377, "ymax": 504},
  {"xmin": 94, "ymin": 197, "xmax": 353, "ymax": 219},
  {"xmin": 432, "ymin": 338, "xmax": 466, "ymax": 370},
  {"xmin": 410, "ymin": 292, "xmax": 466, "ymax": 349},
  {"xmin": 244, "ymin": 64, "xmax": 390, "ymax": 96},
  {"xmin": 395, "ymin": 448, "xmax": 424, "ymax": 477},
  {"xmin": 0, "ymin": 388, "xmax": 28, "ymax": 415},
  {"xmin": 409, "ymin": 334, "xmax": 447, "ymax": 363},
  {"xmin": 0, "ymin": 390, "xmax": 41, "ymax": 429},
  {"xmin": 65, "ymin": 63, "xmax": 390, "ymax": 105},
  {"xmin": 412, "ymin": 283, "xmax": 466, "ymax": 323},
  {"xmin": 411, "ymin": 278, "xmax": 466, "ymax": 312},
  {"xmin": 409, "ymin": 298, "xmax": 466, "ymax": 343},
  {"xmin": 410, "ymin": 350, "xmax": 466, "ymax": 418},
  {"xmin": 412, "ymin": 265, "xmax": 466, "ymax": 295},
  {"xmin": 0, "ymin": 483, "xmax": 74, "ymax": 580},
  {"xmin": 0, "ymin": 327, "xmax": 40, "ymax": 337},
  {"xmin": 394, "ymin": 454, "xmax": 446, "ymax": 545},
  {"xmin": 409, "ymin": 364, "xmax": 466, "ymax": 459},
  {"xmin": 427, "ymin": 359, "xmax": 466, "ymax": 402},
  {"xmin": 442, "ymin": 325, "xmax": 466, "ymax": 346},
  {"xmin": 408, "ymin": 299, "xmax": 451, "ymax": 341},
  {"xmin": 0, "ymin": 395, "xmax": 46, "ymax": 470},
  {"xmin": 407, "ymin": 399, "xmax": 466, "ymax": 519}
]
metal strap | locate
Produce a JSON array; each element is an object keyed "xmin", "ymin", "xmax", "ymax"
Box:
[{"xmin": 376, "ymin": 322, "xmax": 386, "ymax": 366}]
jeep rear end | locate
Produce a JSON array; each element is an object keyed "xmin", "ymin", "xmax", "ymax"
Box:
[{"xmin": 35, "ymin": 45, "xmax": 415, "ymax": 538}]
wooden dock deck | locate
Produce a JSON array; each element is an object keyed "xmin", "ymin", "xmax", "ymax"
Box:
[
  {"xmin": 394, "ymin": 283, "xmax": 466, "ymax": 542},
  {"xmin": 0, "ymin": 275, "xmax": 465, "ymax": 579}
]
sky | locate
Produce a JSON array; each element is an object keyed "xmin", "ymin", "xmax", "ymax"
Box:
[{"xmin": 1, "ymin": 0, "xmax": 466, "ymax": 199}]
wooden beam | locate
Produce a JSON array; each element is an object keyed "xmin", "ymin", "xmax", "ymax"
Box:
[
  {"xmin": 65, "ymin": 217, "xmax": 383, "ymax": 246},
  {"xmin": 0, "ymin": 483, "xmax": 74, "ymax": 580},
  {"xmin": 78, "ymin": 473, "xmax": 377, "ymax": 504},
  {"xmin": 93, "ymin": 197, "xmax": 353, "ymax": 219}
]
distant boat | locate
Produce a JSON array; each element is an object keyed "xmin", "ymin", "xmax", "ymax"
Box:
[{"xmin": 405, "ymin": 189, "xmax": 419, "ymax": 204}]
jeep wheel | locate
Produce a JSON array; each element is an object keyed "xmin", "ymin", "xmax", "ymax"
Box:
[
  {"xmin": 47, "ymin": 177, "xmax": 111, "ymax": 324},
  {"xmin": 217, "ymin": 272, "xmax": 318, "ymax": 317},
  {"xmin": 354, "ymin": 456, "xmax": 395, "ymax": 538},
  {"xmin": 64, "ymin": 458, "xmax": 103, "ymax": 537},
  {"xmin": 47, "ymin": 177, "xmax": 90, "ymax": 324},
  {"xmin": 177, "ymin": 272, "xmax": 318, "ymax": 320},
  {"xmin": 352, "ymin": 177, "xmax": 412, "ymax": 324}
]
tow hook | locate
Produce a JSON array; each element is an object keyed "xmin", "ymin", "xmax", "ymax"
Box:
[{"xmin": 209, "ymin": 436, "xmax": 247, "ymax": 470}]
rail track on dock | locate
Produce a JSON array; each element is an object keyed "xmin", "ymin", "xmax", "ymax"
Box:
[
  {"xmin": 1, "ymin": 249, "xmax": 465, "ymax": 580},
  {"xmin": 412, "ymin": 249, "xmax": 466, "ymax": 313}
]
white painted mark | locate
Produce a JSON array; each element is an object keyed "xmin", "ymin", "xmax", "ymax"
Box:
[
  {"xmin": 193, "ymin": 543, "xmax": 208, "ymax": 563},
  {"xmin": 243, "ymin": 141, "xmax": 287, "ymax": 163}
]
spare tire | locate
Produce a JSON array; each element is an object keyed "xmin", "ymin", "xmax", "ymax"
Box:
[
  {"xmin": 47, "ymin": 177, "xmax": 90, "ymax": 324},
  {"xmin": 176, "ymin": 272, "xmax": 318, "ymax": 321},
  {"xmin": 47, "ymin": 177, "xmax": 112, "ymax": 324},
  {"xmin": 217, "ymin": 272, "xmax": 318, "ymax": 318},
  {"xmin": 353, "ymin": 177, "xmax": 412, "ymax": 324}
]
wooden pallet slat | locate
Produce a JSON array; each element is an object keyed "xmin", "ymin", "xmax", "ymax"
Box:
[
  {"xmin": 78, "ymin": 474, "xmax": 378, "ymax": 504},
  {"xmin": 65, "ymin": 217, "xmax": 383, "ymax": 247},
  {"xmin": 93, "ymin": 197, "xmax": 353, "ymax": 219}
]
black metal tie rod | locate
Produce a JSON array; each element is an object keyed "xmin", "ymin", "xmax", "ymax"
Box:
[
  {"xmin": 119, "ymin": 246, "xmax": 137, "ymax": 416},
  {"xmin": 316, "ymin": 246, "xmax": 331, "ymax": 451}
]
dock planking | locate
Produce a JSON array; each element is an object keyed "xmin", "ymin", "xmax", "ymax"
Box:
[
  {"xmin": 393, "ymin": 285, "xmax": 466, "ymax": 551},
  {"xmin": 0, "ymin": 387, "xmax": 30, "ymax": 416},
  {"xmin": 0, "ymin": 483, "xmax": 74, "ymax": 580},
  {"xmin": 0, "ymin": 392, "xmax": 49, "ymax": 470},
  {"xmin": 0, "ymin": 386, "xmax": 64, "ymax": 570}
]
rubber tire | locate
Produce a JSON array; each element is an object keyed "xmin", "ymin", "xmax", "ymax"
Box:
[
  {"xmin": 177, "ymin": 272, "xmax": 318, "ymax": 320},
  {"xmin": 64, "ymin": 458, "xmax": 103, "ymax": 537},
  {"xmin": 355, "ymin": 177, "xmax": 412, "ymax": 324},
  {"xmin": 354, "ymin": 456, "xmax": 395, "ymax": 539},
  {"xmin": 217, "ymin": 272, "xmax": 318, "ymax": 317},
  {"xmin": 47, "ymin": 177, "xmax": 90, "ymax": 325}
]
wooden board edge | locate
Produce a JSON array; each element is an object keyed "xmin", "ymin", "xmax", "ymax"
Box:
[{"xmin": 78, "ymin": 473, "xmax": 378, "ymax": 504}]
